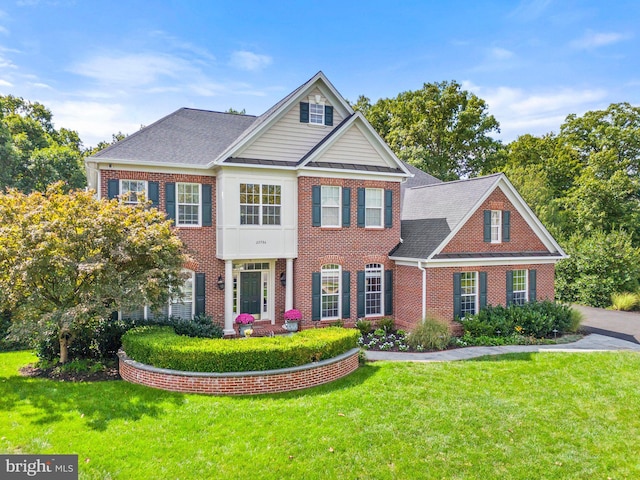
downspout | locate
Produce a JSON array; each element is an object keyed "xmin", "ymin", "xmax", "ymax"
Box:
[{"xmin": 417, "ymin": 260, "xmax": 427, "ymax": 321}]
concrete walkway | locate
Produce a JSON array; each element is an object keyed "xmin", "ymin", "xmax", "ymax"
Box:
[{"xmin": 365, "ymin": 333, "xmax": 640, "ymax": 362}]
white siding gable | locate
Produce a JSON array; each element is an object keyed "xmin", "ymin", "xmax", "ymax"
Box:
[
  {"xmin": 238, "ymin": 87, "xmax": 344, "ymax": 162},
  {"xmin": 314, "ymin": 122, "xmax": 397, "ymax": 169}
]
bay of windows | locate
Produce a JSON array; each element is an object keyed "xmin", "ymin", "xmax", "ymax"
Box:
[{"xmin": 240, "ymin": 183, "xmax": 281, "ymax": 225}]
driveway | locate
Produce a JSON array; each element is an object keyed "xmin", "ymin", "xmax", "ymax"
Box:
[{"xmin": 574, "ymin": 305, "xmax": 640, "ymax": 344}]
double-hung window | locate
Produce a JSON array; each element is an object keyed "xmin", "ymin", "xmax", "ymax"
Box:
[
  {"xmin": 321, "ymin": 264, "xmax": 341, "ymax": 320},
  {"xmin": 365, "ymin": 188, "xmax": 383, "ymax": 227},
  {"xmin": 460, "ymin": 272, "xmax": 478, "ymax": 316},
  {"xmin": 309, "ymin": 103, "xmax": 324, "ymax": 125},
  {"xmin": 491, "ymin": 210, "xmax": 502, "ymax": 243},
  {"xmin": 512, "ymin": 269, "xmax": 528, "ymax": 305},
  {"xmin": 365, "ymin": 263, "xmax": 383, "ymax": 317},
  {"xmin": 321, "ymin": 186, "xmax": 341, "ymax": 227},
  {"xmin": 240, "ymin": 183, "xmax": 281, "ymax": 225},
  {"xmin": 171, "ymin": 270, "xmax": 195, "ymax": 320},
  {"xmin": 176, "ymin": 183, "xmax": 200, "ymax": 226},
  {"xmin": 120, "ymin": 179, "xmax": 147, "ymax": 204}
]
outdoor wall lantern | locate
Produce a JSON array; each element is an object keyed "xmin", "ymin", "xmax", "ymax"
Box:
[
  {"xmin": 280, "ymin": 272, "xmax": 286, "ymax": 287},
  {"xmin": 217, "ymin": 275, "xmax": 225, "ymax": 290}
]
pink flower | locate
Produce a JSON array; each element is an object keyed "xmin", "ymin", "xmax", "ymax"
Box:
[
  {"xmin": 284, "ymin": 309, "xmax": 302, "ymax": 321},
  {"xmin": 235, "ymin": 313, "xmax": 255, "ymax": 324}
]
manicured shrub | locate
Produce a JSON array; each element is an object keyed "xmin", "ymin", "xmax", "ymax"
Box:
[
  {"xmin": 173, "ymin": 315, "xmax": 224, "ymax": 339},
  {"xmin": 611, "ymin": 292, "xmax": 639, "ymax": 311},
  {"xmin": 121, "ymin": 326, "xmax": 360, "ymax": 373},
  {"xmin": 377, "ymin": 317, "xmax": 395, "ymax": 332},
  {"xmin": 460, "ymin": 301, "xmax": 578, "ymax": 338},
  {"xmin": 406, "ymin": 316, "xmax": 451, "ymax": 351}
]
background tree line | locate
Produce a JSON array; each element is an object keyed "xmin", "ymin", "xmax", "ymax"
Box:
[{"xmin": 1, "ymin": 88, "xmax": 639, "ymax": 309}]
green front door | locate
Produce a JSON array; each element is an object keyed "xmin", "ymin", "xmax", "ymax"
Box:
[{"xmin": 240, "ymin": 271, "xmax": 261, "ymax": 316}]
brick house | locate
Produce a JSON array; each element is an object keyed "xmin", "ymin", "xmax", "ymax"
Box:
[{"xmin": 85, "ymin": 72, "xmax": 566, "ymax": 335}]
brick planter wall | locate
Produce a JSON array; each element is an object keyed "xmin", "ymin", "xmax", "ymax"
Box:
[{"xmin": 118, "ymin": 348, "xmax": 360, "ymax": 395}]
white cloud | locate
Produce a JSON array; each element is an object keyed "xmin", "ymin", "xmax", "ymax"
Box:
[
  {"xmin": 508, "ymin": 0, "xmax": 552, "ymax": 20},
  {"xmin": 571, "ymin": 31, "xmax": 631, "ymax": 49},
  {"xmin": 489, "ymin": 47, "xmax": 515, "ymax": 60},
  {"xmin": 463, "ymin": 81, "xmax": 608, "ymax": 141},
  {"xmin": 229, "ymin": 51, "xmax": 272, "ymax": 72},
  {"xmin": 0, "ymin": 78, "xmax": 12, "ymax": 87},
  {"xmin": 0, "ymin": 26, "xmax": 9, "ymax": 36},
  {"xmin": 70, "ymin": 53, "xmax": 190, "ymax": 87}
]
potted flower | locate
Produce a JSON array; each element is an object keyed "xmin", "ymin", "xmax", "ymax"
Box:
[
  {"xmin": 235, "ymin": 313, "xmax": 255, "ymax": 337},
  {"xmin": 283, "ymin": 309, "xmax": 302, "ymax": 332}
]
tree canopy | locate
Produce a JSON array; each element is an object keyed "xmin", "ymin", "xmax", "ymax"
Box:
[
  {"xmin": 0, "ymin": 184, "xmax": 188, "ymax": 362},
  {"xmin": 0, "ymin": 95, "xmax": 87, "ymax": 192},
  {"xmin": 353, "ymin": 81, "xmax": 502, "ymax": 180}
]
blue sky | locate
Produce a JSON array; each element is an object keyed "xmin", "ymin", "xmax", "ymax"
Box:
[{"xmin": 0, "ymin": 0, "xmax": 638, "ymax": 147}]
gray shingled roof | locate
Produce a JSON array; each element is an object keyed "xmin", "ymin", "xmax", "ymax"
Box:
[
  {"xmin": 92, "ymin": 108, "xmax": 257, "ymax": 166},
  {"xmin": 391, "ymin": 174, "xmax": 503, "ymax": 259},
  {"xmin": 402, "ymin": 162, "xmax": 442, "ymax": 188}
]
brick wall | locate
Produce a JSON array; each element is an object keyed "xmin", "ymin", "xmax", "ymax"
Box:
[
  {"xmin": 394, "ymin": 265, "xmax": 424, "ymax": 329},
  {"xmin": 442, "ymin": 187, "xmax": 548, "ymax": 254},
  {"xmin": 118, "ymin": 348, "xmax": 360, "ymax": 395},
  {"xmin": 100, "ymin": 169, "xmax": 226, "ymax": 324},
  {"xmin": 295, "ymin": 176, "xmax": 402, "ymax": 327}
]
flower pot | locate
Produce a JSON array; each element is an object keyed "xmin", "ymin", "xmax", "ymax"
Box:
[
  {"xmin": 283, "ymin": 320, "xmax": 299, "ymax": 332},
  {"xmin": 238, "ymin": 324, "xmax": 253, "ymax": 336}
]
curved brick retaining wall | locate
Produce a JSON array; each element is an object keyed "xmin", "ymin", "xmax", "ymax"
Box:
[{"xmin": 118, "ymin": 348, "xmax": 360, "ymax": 395}]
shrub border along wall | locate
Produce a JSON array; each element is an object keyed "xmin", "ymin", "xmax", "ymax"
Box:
[{"xmin": 118, "ymin": 347, "xmax": 360, "ymax": 395}]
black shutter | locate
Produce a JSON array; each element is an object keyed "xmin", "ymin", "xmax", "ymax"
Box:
[
  {"xmin": 342, "ymin": 270, "xmax": 351, "ymax": 319},
  {"xmin": 342, "ymin": 187, "xmax": 351, "ymax": 227},
  {"xmin": 312, "ymin": 272, "xmax": 321, "ymax": 321},
  {"xmin": 453, "ymin": 273, "xmax": 462, "ymax": 318},
  {"xmin": 110, "ymin": 310, "xmax": 119, "ymax": 322},
  {"xmin": 324, "ymin": 105, "xmax": 333, "ymax": 126},
  {"xmin": 384, "ymin": 189, "xmax": 393, "ymax": 228},
  {"xmin": 202, "ymin": 184, "xmax": 212, "ymax": 227},
  {"xmin": 503, "ymin": 210, "xmax": 511, "ymax": 242},
  {"xmin": 384, "ymin": 270, "xmax": 393, "ymax": 316},
  {"xmin": 195, "ymin": 273, "xmax": 205, "ymax": 316},
  {"xmin": 357, "ymin": 271, "xmax": 365, "ymax": 318},
  {"xmin": 479, "ymin": 272, "xmax": 487, "ymax": 310},
  {"xmin": 357, "ymin": 188, "xmax": 365, "ymax": 227},
  {"xmin": 483, "ymin": 210, "xmax": 491, "ymax": 242},
  {"xmin": 529, "ymin": 269, "xmax": 537, "ymax": 302},
  {"xmin": 312, "ymin": 185, "xmax": 321, "ymax": 227},
  {"xmin": 148, "ymin": 181, "xmax": 159, "ymax": 208},
  {"xmin": 108, "ymin": 179, "xmax": 119, "ymax": 199},
  {"xmin": 506, "ymin": 270, "xmax": 514, "ymax": 306},
  {"xmin": 300, "ymin": 102, "xmax": 309, "ymax": 123},
  {"xmin": 165, "ymin": 182, "xmax": 176, "ymax": 221}
]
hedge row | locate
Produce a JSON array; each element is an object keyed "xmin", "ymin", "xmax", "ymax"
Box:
[{"xmin": 121, "ymin": 326, "xmax": 360, "ymax": 373}]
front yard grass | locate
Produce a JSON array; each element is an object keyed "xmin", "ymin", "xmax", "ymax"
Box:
[{"xmin": 1, "ymin": 350, "xmax": 639, "ymax": 479}]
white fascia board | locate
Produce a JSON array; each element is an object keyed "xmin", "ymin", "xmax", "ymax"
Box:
[
  {"xmin": 94, "ymin": 160, "xmax": 216, "ymax": 176},
  {"xmin": 297, "ymin": 168, "xmax": 405, "ymax": 182},
  {"xmin": 210, "ymin": 72, "xmax": 354, "ymax": 168},
  {"xmin": 219, "ymin": 162, "xmax": 297, "ymax": 172},
  {"xmin": 389, "ymin": 257, "xmax": 425, "ymax": 266},
  {"xmin": 428, "ymin": 175, "xmax": 503, "ymax": 258},
  {"xmin": 424, "ymin": 256, "xmax": 566, "ymax": 268}
]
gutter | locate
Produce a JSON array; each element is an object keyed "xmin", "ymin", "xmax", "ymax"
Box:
[{"xmin": 417, "ymin": 260, "xmax": 427, "ymax": 320}]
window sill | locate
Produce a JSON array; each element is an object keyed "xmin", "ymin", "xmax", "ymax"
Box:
[
  {"xmin": 364, "ymin": 226, "xmax": 384, "ymax": 230},
  {"xmin": 320, "ymin": 226, "xmax": 342, "ymax": 231}
]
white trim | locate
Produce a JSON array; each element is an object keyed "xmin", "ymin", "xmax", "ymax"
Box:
[
  {"xmin": 512, "ymin": 268, "xmax": 529, "ymax": 305},
  {"xmin": 390, "ymin": 256, "xmax": 564, "ymax": 267},
  {"xmin": 119, "ymin": 179, "xmax": 148, "ymax": 204},
  {"xmin": 460, "ymin": 271, "xmax": 479, "ymax": 316},
  {"xmin": 364, "ymin": 187, "xmax": 384, "ymax": 228},
  {"xmin": 320, "ymin": 263, "xmax": 342, "ymax": 321},
  {"xmin": 490, "ymin": 210, "xmax": 502, "ymax": 244},
  {"xmin": 321, "ymin": 185, "xmax": 342, "ymax": 228},
  {"xmin": 176, "ymin": 182, "xmax": 202, "ymax": 227},
  {"xmin": 92, "ymin": 159, "xmax": 216, "ymax": 174},
  {"xmin": 364, "ymin": 263, "xmax": 384, "ymax": 317}
]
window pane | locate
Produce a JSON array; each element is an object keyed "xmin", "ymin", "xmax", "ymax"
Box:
[
  {"xmin": 322, "ymin": 207, "xmax": 339, "ymax": 226},
  {"xmin": 365, "ymin": 264, "xmax": 383, "ymax": 316},
  {"xmin": 321, "ymin": 264, "xmax": 340, "ymax": 319},
  {"xmin": 365, "ymin": 189, "xmax": 383, "ymax": 227},
  {"xmin": 121, "ymin": 180, "xmax": 146, "ymax": 204},
  {"xmin": 460, "ymin": 272, "xmax": 477, "ymax": 316},
  {"xmin": 512, "ymin": 270, "xmax": 527, "ymax": 305},
  {"xmin": 491, "ymin": 210, "xmax": 501, "ymax": 242}
]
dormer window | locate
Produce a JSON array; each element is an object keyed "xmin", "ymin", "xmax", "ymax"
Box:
[{"xmin": 309, "ymin": 103, "xmax": 324, "ymax": 124}]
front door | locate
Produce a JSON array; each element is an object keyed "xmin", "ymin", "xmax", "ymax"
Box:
[{"xmin": 240, "ymin": 271, "xmax": 261, "ymax": 316}]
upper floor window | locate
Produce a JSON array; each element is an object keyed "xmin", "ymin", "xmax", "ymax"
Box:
[
  {"xmin": 365, "ymin": 188, "xmax": 383, "ymax": 227},
  {"xmin": 321, "ymin": 264, "xmax": 341, "ymax": 320},
  {"xmin": 309, "ymin": 103, "xmax": 324, "ymax": 125},
  {"xmin": 491, "ymin": 210, "xmax": 502, "ymax": 243},
  {"xmin": 321, "ymin": 186, "xmax": 341, "ymax": 227},
  {"xmin": 365, "ymin": 263, "xmax": 383, "ymax": 317},
  {"xmin": 512, "ymin": 269, "xmax": 528, "ymax": 305},
  {"xmin": 177, "ymin": 183, "xmax": 200, "ymax": 226},
  {"xmin": 120, "ymin": 179, "xmax": 147, "ymax": 204},
  {"xmin": 240, "ymin": 183, "xmax": 281, "ymax": 225}
]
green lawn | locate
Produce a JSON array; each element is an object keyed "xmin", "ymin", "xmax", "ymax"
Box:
[{"xmin": 1, "ymin": 350, "xmax": 639, "ymax": 479}]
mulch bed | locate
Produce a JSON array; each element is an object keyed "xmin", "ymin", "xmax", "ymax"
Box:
[{"xmin": 20, "ymin": 363, "xmax": 121, "ymax": 382}]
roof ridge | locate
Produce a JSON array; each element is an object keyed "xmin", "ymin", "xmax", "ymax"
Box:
[
  {"xmin": 407, "ymin": 172, "xmax": 503, "ymax": 190},
  {"xmin": 181, "ymin": 107, "xmax": 257, "ymax": 118}
]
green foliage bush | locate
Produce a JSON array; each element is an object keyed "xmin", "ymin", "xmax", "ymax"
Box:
[
  {"xmin": 460, "ymin": 301, "xmax": 578, "ymax": 338},
  {"xmin": 121, "ymin": 326, "xmax": 360, "ymax": 373},
  {"xmin": 35, "ymin": 315, "xmax": 223, "ymax": 362},
  {"xmin": 355, "ymin": 319, "xmax": 372, "ymax": 336},
  {"xmin": 556, "ymin": 230, "xmax": 640, "ymax": 308},
  {"xmin": 406, "ymin": 316, "xmax": 451, "ymax": 351},
  {"xmin": 376, "ymin": 317, "xmax": 395, "ymax": 332}
]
